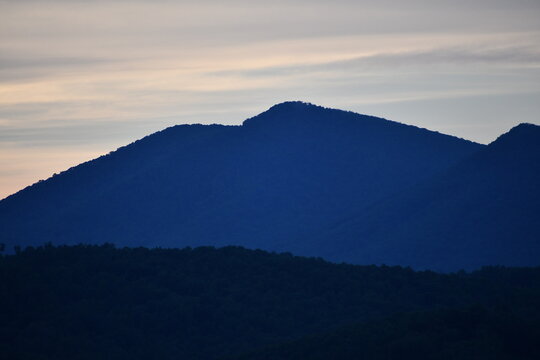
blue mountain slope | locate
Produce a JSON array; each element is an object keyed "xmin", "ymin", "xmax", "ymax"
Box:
[
  {"xmin": 0, "ymin": 102, "xmax": 493, "ymax": 270},
  {"xmin": 316, "ymin": 123, "xmax": 540, "ymax": 271}
]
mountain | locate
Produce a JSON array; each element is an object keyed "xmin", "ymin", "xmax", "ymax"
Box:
[
  {"xmin": 315, "ymin": 123, "xmax": 540, "ymax": 271},
  {"xmin": 0, "ymin": 102, "xmax": 480, "ymax": 257},
  {"xmin": 2, "ymin": 244, "xmax": 540, "ymax": 359},
  {"xmin": 0, "ymin": 102, "xmax": 537, "ymax": 270}
]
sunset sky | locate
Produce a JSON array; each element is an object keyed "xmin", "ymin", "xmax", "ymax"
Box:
[{"xmin": 1, "ymin": 0, "xmax": 540, "ymax": 199}]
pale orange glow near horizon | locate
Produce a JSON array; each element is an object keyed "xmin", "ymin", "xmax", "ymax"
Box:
[
  {"xmin": 0, "ymin": 146, "xmax": 111, "ymax": 199},
  {"xmin": 1, "ymin": 0, "xmax": 540, "ymax": 198}
]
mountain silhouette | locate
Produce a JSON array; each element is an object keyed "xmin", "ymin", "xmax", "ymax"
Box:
[
  {"xmin": 312, "ymin": 122, "xmax": 540, "ymax": 271},
  {"xmin": 0, "ymin": 102, "xmax": 537, "ymax": 270}
]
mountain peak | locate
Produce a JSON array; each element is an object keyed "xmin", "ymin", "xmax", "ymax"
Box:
[
  {"xmin": 242, "ymin": 101, "xmax": 329, "ymax": 128},
  {"xmin": 489, "ymin": 123, "xmax": 540, "ymax": 152},
  {"xmin": 241, "ymin": 101, "xmax": 396, "ymax": 131},
  {"xmin": 505, "ymin": 122, "xmax": 540, "ymax": 136},
  {"xmin": 267, "ymin": 101, "xmax": 320, "ymax": 111}
]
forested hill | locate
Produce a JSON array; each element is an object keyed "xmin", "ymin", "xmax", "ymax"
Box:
[
  {"xmin": 1, "ymin": 244, "xmax": 540, "ymax": 359},
  {"xmin": 233, "ymin": 306, "xmax": 540, "ymax": 360},
  {"xmin": 0, "ymin": 102, "xmax": 484, "ymax": 270}
]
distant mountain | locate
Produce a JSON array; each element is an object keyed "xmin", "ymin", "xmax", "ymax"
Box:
[
  {"xmin": 1, "ymin": 101, "xmax": 537, "ymax": 270},
  {"xmin": 315, "ymin": 122, "xmax": 540, "ymax": 271},
  {"xmin": 2, "ymin": 244, "xmax": 540, "ymax": 359}
]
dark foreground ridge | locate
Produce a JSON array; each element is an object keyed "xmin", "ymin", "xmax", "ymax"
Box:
[
  {"xmin": 2, "ymin": 244, "xmax": 540, "ymax": 359},
  {"xmin": 0, "ymin": 101, "xmax": 538, "ymax": 270},
  {"xmin": 233, "ymin": 307, "xmax": 540, "ymax": 360}
]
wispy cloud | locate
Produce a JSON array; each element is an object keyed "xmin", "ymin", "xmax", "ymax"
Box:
[
  {"xmin": 1, "ymin": 0, "xmax": 540, "ymax": 197},
  {"xmin": 212, "ymin": 45, "xmax": 540, "ymax": 78}
]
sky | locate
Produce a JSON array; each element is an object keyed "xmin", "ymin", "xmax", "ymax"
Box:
[{"xmin": 1, "ymin": 0, "xmax": 540, "ymax": 199}]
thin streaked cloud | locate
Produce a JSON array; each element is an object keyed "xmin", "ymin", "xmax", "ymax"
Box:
[{"xmin": 1, "ymin": 0, "xmax": 540, "ymax": 198}]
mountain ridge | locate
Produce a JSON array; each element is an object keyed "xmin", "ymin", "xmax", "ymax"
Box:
[
  {"xmin": 1, "ymin": 101, "xmax": 482, "ymax": 203},
  {"xmin": 0, "ymin": 102, "xmax": 537, "ymax": 271},
  {"xmin": 2, "ymin": 244, "xmax": 540, "ymax": 360},
  {"xmin": 313, "ymin": 121, "xmax": 540, "ymax": 270},
  {"xmin": 243, "ymin": 101, "xmax": 481, "ymax": 146}
]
